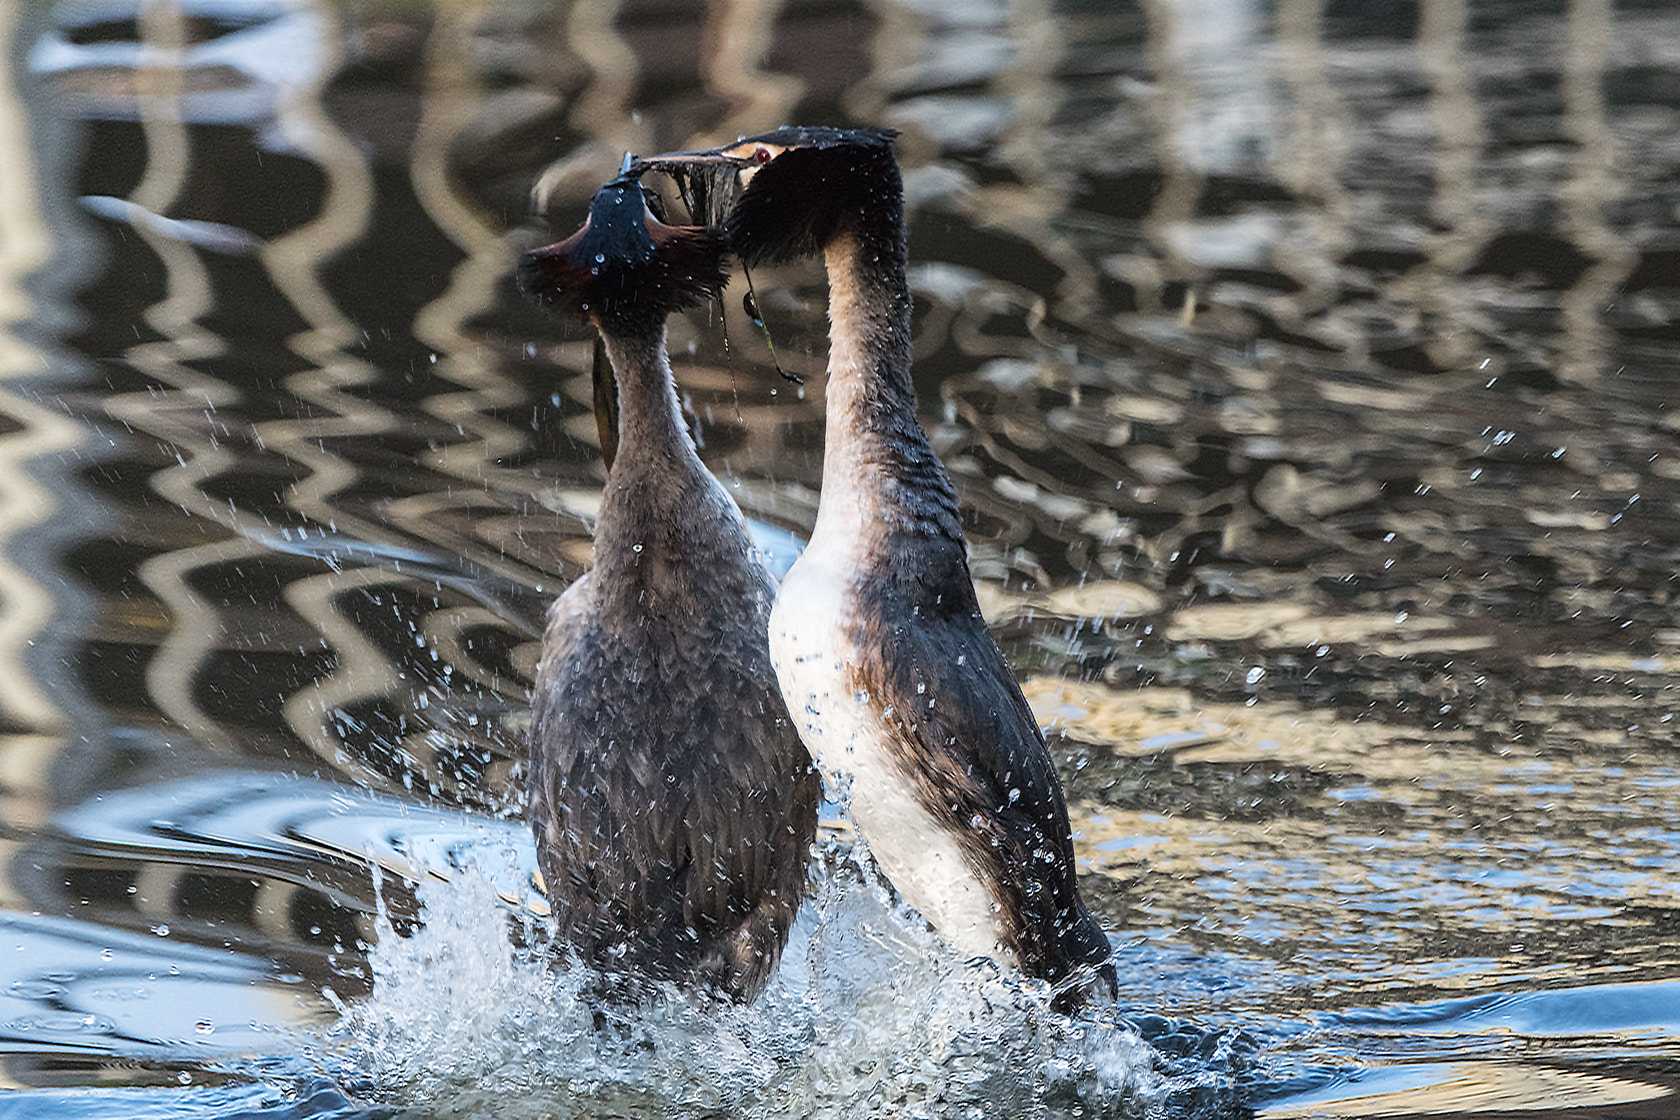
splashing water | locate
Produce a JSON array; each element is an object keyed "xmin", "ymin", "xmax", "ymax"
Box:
[{"xmin": 316, "ymin": 846, "xmax": 1247, "ymax": 1119}]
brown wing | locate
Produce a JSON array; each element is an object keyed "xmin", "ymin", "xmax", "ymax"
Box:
[
  {"xmin": 852, "ymin": 576, "xmax": 1111, "ymax": 994},
  {"xmin": 528, "ymin": 555, "xmax": 815, "ymax": 999}
]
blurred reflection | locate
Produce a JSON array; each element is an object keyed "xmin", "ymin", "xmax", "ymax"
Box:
[
  {"xmin": 1411, "ymin": 0, "xmax": 1491, "ymax": 374},
  {"xmin": 0, "ymin": 909, "xmax": 315, "ymax": 1081},
  {"xmin": 2, "ymin": 769, "xmax": 537, "ymax": 1087},
  {"xmin": 1556, "ymin": 0, "xmax": 1634, "ymax": 387},
  {"xmin": 0, "ymin": 0, "xmax": 1674, "ymax": 1105},
  {"xmin": 0, "ymin": 0, "xmax": 105, "ymax": 835},
  {"xmin": 1261, "ymin": 1059, "xmax": 1671, "ymax": 1118}
]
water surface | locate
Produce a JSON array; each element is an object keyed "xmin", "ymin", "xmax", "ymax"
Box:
[{"xmin": 1, "ymin": 0, "xmax": 1678, "ymax": 1116}]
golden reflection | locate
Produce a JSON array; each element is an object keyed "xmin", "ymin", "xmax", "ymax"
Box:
[
  {"xmin": 700, "ymin": 0, "xmax": 803, "ymax": 141},
  {"xmin": 567, "ymin": 0, "xmax": 641, "ymax": 152},
  {"xmin": 976, "ymin": 577, "xmax": 1161, "ymax": 625},
  {"xmin": 1272, "ymin": 0, "xmax": 1353, "ymax": 338},
  {"xmin": 253, "ymin": 7, "xmax": 418, "ymax": 775},
  {"xmin": 1039, "ymin": 668, "xmax": 1678, "ymax": 998},
  {"xmin": 0, "ymin": 0, "xmax": 78, "ymax": 796},
  {"xmin": 1259, "ymin": 1061, "xmax": 1669, "ymax": 1118},
  {"xmin": 1135, "ymin": 0, "xmax": 1207, "ymax": 313},
  {"xmin": 850, "ymin": 0, "xmax": 919, "ymax": 128},
  {"xmin": 975, "ymin": 0, "xmax": 1099, "ymax": 323},
  {"xmin": 0, "ymin": 3, "xmax": 1672, "ymax": 1087},
  {"xmin": 112, "ymin": 0, "xmax": 254, "ymax": 752},
  {"xmin": 281, "ymin": 567, "xmax": 408, "ymax": 790},
  {"xmin": 257, "ymin": 0, "xmax": 392, "ymax": 546},
  {"xmin": 136, "ymin": 538, "xmax": 272, "ymax": 751},
  {"xmin": 537, "ymin": 0, "xmax": 647, "ymax": 207},
  {"xmin": 1556, "ymin": 0, "xmax": 1635, "ymax": 385},
  {"xmin": 1405, "ymin": 0, "xmax": 1492, "ymax": 373},
  {"xmin": 128, "ymin": 1, "xmax": 189, "ymax": 216},
  {"xmin": 407, "ymin": 1, "xmax": 531, "ymax": 566},
  {"xmin": 1023, "ymin": 678, "xmax": 1412, "ymax": 763}
]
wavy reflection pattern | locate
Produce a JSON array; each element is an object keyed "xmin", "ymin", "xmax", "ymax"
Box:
[
  {"xmin": 0, "ymin": 0, "xmax": 88, "ymax": 840},
  {"xmin": 0, "ymin": 0, "xmax": 1675, "ymax": 1015},
  {"xmin": 6, "ymin": 0, "xmax": 1674, "ymax": 784},
  {"xmin": 9, "ymin": 2, "xmax": 1675, "ymax": 727}
]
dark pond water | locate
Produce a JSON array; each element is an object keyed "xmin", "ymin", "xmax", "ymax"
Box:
[{"xmin": 1, "ymin": 0, "xmax": 1678, "ymax": 1116}]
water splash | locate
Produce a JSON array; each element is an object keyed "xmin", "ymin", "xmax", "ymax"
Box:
[{"xmin": 317, "ymin": 847, "xmax": 1245, "ymax": 1119}]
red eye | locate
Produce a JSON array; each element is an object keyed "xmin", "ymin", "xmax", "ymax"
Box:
[{"xmin": 754, "ymin": 148, "xmax": 772, "ymax": 165}]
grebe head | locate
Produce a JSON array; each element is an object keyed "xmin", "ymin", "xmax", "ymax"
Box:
[
  {"xmin": 636, "ymin": 127, "xmax": 901, "ymax": 265},
  {"xmin": 517, "ymin": 172, "xmax": 730, "ymax": 335}
]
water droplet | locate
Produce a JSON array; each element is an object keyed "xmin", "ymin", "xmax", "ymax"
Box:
[
  {"xmin": 632, "ymin": 542, "xmax": 644, "ymax": 553},
  {"xmin": 595, "ymin": 253, "xmax": 606, "ymax": 264},
  {"xmin": 915, "ymin": 681, "xmax": 926, "ymax": 694},
  {"xmin": 195, "ymin": 1020, "xmax": 214, "ymax": 1035},
  {"xmin": 1245, "ymin": 667, "xmax": 1265, "ymax": 685},
  {"xmin": 853, "ymin": 690, "xmax": 868, "ymax": 705},
  {"xmin": 152, "ymin": 924, "xmax": 169, "ymax": 937}
]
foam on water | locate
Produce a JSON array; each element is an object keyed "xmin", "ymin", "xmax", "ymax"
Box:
[{"xmin": 315, "ymin": 845, "xmax": 1243, "ymax": 1119}]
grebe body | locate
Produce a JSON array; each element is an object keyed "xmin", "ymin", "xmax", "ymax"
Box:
[
  {"xmin": 641, "ymin": 128, "xmax": 1115, "ymax": 1008},
  {"xmin": 517, "ymin": 175, "xmax": 817, "ymax": 1001}
]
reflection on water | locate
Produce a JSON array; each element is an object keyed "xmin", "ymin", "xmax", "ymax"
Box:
[
  {"xmin": 1, "ymin": 0, "xmax": 1678, "ymax": 1116},
  {"xmin": 0, "ymin": 909, "xmax": 310, "ymax": 1069}
]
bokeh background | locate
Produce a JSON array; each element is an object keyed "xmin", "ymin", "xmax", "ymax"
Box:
[{"xmin": 0, "ymin": 0, "xmax": 1677, "ymax": 1112}]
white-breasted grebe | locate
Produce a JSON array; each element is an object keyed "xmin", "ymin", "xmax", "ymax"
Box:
[
  {"xmin": 640, "ymin": 128, "xmax": 1115, "ymax": 1010},
  {"xmin": 516, "ymin": 170, "xmax": 818, "ymax": 1002}
]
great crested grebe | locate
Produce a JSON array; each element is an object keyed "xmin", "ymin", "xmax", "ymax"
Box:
[
  {"xmin": 639, "ymin": 128, "xmax": 1116, "ymax": 1009},
  {"xmin": 516, "ymin": 170, "xmax": 818, "ymax": 1002}
]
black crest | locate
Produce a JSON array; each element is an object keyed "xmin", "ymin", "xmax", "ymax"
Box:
[
  {"xmin": 725, "ymin": 128, "xmax": 902, "ymax": 266},
  {"xmin": 518, "ymin": 178, "xmax": 729, "ymax": 336}
]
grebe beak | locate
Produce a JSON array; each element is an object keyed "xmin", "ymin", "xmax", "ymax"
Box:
[
  {"xmin": 629, "ymin": 147, "xmax": 754, "ymax": 176},
  {"xmin": 630, "ymin": 147, "xmax": 760, "ymax": 229}
]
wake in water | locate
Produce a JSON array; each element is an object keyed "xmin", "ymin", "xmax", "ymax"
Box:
[{"xmin": 313, "ymin": 842, "xmax": 1254, "ymax": 1119}]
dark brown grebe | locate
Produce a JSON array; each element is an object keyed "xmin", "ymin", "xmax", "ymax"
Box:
[
  {"xmin": 516, "ymin": 172, "xmax": 818, "ymax": 1002},
  {"xmin": 639, "ymin": 128, "xmax": 1116, "ymax": 1010}
]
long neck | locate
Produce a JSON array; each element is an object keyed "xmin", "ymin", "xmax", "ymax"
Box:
[
  {"xmin": 588, "ymin": 327, "xmax": 757, "ymax": 624},
  {"xmin": 818, "ymin": 226, "xmax": 963, "ymax": 543},
  {"xmin": 602, "ymin": 328, "xmax": 691, "ymax": 467},
  {"xmin": 592, "ymin": 328, "xmax": 713, "ymax": 566}
]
